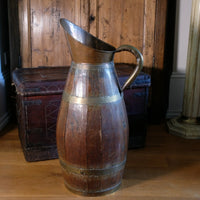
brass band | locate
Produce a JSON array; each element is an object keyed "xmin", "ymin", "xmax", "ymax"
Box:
[
  {"xmin": 64, "ymin": 180, "xmax": 121, "ymax": 196},
  {"xmin": 60, "ymin": 159, "xmax": 126, "ymax": 176},
  {"xmin": 71, "ymin": 61, "xmax": 114, "ymax": 70},
  {"xmin": 62, "ymin": 91, "xmax": 123, "ymax": 105}
]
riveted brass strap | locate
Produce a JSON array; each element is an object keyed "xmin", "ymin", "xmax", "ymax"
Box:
[
  {"xmin": 60, "ymin": 159, "xmax": 126, "ymax": 176},
  {"xmin": 71, "ymin": 61, "xmax": 114, "ymax": 70},
  {"xmin": 62, "ymin": 91, "xmax": 123, "ymax": 105}
]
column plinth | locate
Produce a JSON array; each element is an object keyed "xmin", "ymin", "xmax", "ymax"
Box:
[{"xmin": 167, "ymin": 0, "xmax": 200, "ymax": 139}]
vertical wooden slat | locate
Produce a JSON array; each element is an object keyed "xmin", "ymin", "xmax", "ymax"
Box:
[
  {"xmin": 154, "ymin": 0, "xmax": 168, "ymax": 70},
  {"xmin": 143, "ymin": 0, "xmax": 156, "ymax": 68},
  {"xmin": 98, "ymin": 0, "xmax": 123, "ymax": 46},
  {"xmin": 80, "ymin": 0, "xmax": 90, "ymax": 31},
  {"xmin": 30, "ymin": 0, "xmax": 42, "ymax": 67},
  {"xmin": 74, "ymin": 0, "xmax": 81, "ymax": 25},
  {"xmin": 89, "ymin": 0, "xmax": 97, "ymax": 36},
  {"xmin": 62, "ymin": 0, "xmax": 78, "ymax": 66},
  {"xmin": 118, "ymin": 0, "xmax": 145, "ymax": 63},
  {"xmin": 7, "ymin": 0, "xmax": 20, "ymax": 71},
  {"xmin": 120, "ymin": 0, "xmax": 144, "ymax": 50},
  {"xmin": 97, "ymin": 0, "xmax": 111, "ymax": 42},
  {"xmin": 108, "ymin": 0, "xmax": 123, "ymax": 63},
  {"xmin": 97, "ymin": 0, "xmax": 122, "ymax": 63},
  {"xmin": 18, "ymin": 0, "xmax": 31, "ymax": 68}
]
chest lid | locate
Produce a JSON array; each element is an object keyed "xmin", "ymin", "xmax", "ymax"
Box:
[{"xmin": 12, "ymin": 67, "xmax": 69, "ymax": 96}]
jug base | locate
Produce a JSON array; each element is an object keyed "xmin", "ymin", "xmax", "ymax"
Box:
[{"xmin": 64, "ymin": 181, "xmax": 121, "ymax": 196}]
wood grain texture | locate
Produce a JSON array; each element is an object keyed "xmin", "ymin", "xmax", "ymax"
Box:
[
  {"xmin": 143, "ymin": 0, "xmax": 156, "ymax": 68},
  {"xmin": 1, "ymin": 123, "xmax": 200, "ymax": 199},
  {"xmin": 56, "ymin": 64, "xmax": 128, "ymax": 195},
  {"xmin": 30, "ymin": 0, "xmax": 69, "ymax": 67},
  {"xmin": 18, "ymin": 0, "xmax": 31, "ymax": 68},
  {"xmin": 89, "ymin": 0, "xmax": 97, "ymax": 36},
  {"xmin": 18, "ymin": 0, "xmax": 167, "ymax": 68},
  {"xmin": 153, "ymin": 0, "xmax": 168, "ymax": 70}
]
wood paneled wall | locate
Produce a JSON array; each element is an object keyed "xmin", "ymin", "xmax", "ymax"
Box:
[{"xmin": 18, "ymin": 0, "xmax": 166, "ymax": 69}]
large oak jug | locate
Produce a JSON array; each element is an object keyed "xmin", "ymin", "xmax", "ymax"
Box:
[{"xmin": 57, "ymin": 18, "xmax": 143, "ymax": 196}]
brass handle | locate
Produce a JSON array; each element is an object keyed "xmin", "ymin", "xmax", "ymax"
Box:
[{"xmin": 115, "ymin": 45, "xmax": 143, "ymax": 91}]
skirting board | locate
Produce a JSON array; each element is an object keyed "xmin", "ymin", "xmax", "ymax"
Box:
[
  {"xmin": 0, "ymin": 112, "xmax": 11, "ymax": 132},
  {"xmin": 166, "ymin": 72, "xmax": 185, "ymax": 118}
]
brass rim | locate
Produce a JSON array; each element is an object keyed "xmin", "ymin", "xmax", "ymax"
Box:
[{"xmin": 71, "ymin": 61, "xmax": 114, "ymax": 70}]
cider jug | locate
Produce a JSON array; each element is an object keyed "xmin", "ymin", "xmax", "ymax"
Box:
[{"xmin": 57, "ymin": 18, "xmax": 143, "ymax": 196}]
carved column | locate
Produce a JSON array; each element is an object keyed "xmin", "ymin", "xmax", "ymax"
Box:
[{"xmin": 167, "ymin": 0, "xmax": 200, "ymax": 138}]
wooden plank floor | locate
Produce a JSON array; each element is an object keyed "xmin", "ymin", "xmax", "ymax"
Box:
[{"xmin": 0, "ymin": 123, "xmax": 200, "ymax": 200}]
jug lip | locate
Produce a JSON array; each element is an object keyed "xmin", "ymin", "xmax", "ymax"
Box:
[{"xmin": 60, "ymin": 18, "xmax": 116, "ymax": 53}]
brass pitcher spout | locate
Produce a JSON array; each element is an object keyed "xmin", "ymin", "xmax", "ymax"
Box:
[
  {"xmin": 60, "ymin": 18, "xmax": 115, "ymax": 64},
  {"xmin": 60, "ymin": 18, "xmax": 143, "ymax": 91}
]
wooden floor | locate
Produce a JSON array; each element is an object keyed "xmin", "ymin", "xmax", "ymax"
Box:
[{"xmin": 0, "ymin": 122, "xmax": 200, "ymax": 200}]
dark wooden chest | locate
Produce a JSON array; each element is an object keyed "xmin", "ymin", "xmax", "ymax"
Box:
[{"xmin": 12, "ymin": 65, "xmax": 150, "ymax": 161}]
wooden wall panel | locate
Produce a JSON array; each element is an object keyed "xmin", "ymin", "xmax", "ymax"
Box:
[
  {"xmin": 18, "ymin": 0, "xmax": 164, "ymax": 69},
  {"xmin": 19, "ymin": 0, "xmax": 90, "ymax": 67},
  {"xmin": 30, "ymin": 0, "xmax": 75, "ymax": 67}
]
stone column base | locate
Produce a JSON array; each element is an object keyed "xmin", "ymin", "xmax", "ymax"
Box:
[{"xmin": 167, "ymin": 117, "xmax": 200, "ymax": 139}]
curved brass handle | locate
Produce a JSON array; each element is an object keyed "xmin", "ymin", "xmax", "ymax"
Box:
[{"xmin": 115, "ymin": 45, "xmax": 143, "ymax": 91}]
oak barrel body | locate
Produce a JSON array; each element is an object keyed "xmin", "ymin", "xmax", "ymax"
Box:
[{"xmin": 56, "ymin": 62, "xmax": 128, "ymax": 195}]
